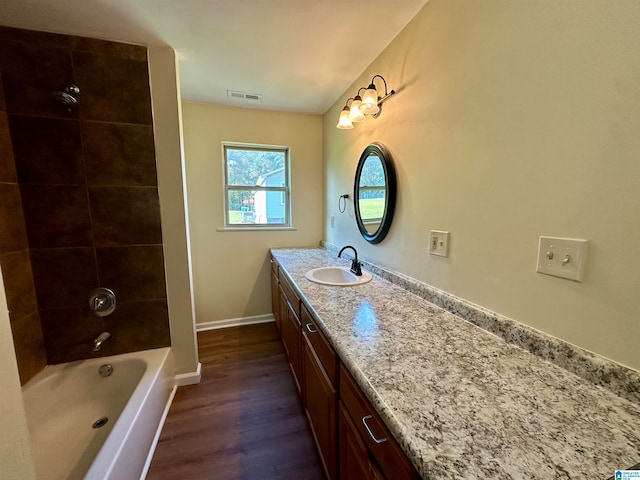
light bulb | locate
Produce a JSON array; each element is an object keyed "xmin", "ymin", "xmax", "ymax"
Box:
[
  {"xmin": 349, "ymin": 96, "xmax": 365, "ymax": 122},
  {"xmin": 359, "ymin": 84, "xmax": 379, "ymax": 115},
  {"xmin": 336, "ymin": 107, "xmax": 354, "ymax": 129}
]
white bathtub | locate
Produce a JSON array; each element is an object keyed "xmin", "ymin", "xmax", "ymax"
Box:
[{"xmin": 22, "ymin": 347, "xmax": 175, "ymax": 480}]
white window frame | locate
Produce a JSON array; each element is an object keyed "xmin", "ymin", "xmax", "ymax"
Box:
[{"xmin": 221, "ymin": 142, "xmax": 292, "ymax": 230}]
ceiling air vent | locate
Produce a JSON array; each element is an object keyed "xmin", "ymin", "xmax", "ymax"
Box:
[{"xmin": 227, "ymin": 90, "xmax": 262, "ymax": 101}]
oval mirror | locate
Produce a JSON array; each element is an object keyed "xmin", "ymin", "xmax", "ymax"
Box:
[{"xmin": 354, "ymin": 142, "xmax": 396, "ymax": 244}]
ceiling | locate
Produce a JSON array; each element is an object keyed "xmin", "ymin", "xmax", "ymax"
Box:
[{"xmin": 0, "ymin": 0, "xmax": 427, "ymax": 115}]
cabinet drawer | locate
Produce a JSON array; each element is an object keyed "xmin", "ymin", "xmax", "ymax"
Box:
[
  {"xmin": 278, "ymin": 269, "xmax": 300, "ymax": 318},
  {"xmin": 301, "ymin": 303, "xmax": 337, "ymax": 385},
  {"xmin": 340, "ymin": 365, "xmax": 419, "ymax": 480}
]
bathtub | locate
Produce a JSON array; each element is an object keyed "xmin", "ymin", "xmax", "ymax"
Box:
[{"xmin": 22, "ymin": 347, "xmax": 175, "ymax": 480}]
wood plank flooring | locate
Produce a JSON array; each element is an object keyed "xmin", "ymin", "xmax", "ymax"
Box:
[{"xmin": 146, "ymin": 323, "xmax": 324, "ymax": 480}]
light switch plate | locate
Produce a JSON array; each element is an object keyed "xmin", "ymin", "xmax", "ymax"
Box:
[
  {"xmin": 536, "ymin": 236, "xmax": 588, "ymax": 282},
  {"xmin": 429, "ymin": 230, "xmax": 449, "ymax": 257}
]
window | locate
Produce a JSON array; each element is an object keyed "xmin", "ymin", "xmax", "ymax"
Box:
[{"xmin": 223, "ymin": 143, "xmax": 291, "ymax": 228}]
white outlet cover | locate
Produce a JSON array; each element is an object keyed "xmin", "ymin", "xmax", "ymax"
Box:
[
  {"xmin": 429, "ymin": 230, "xmax": 449, "ymax": 257},
  {"xmin": 536, "ymin": 236, "xmax": 588, "ymax": 282}
]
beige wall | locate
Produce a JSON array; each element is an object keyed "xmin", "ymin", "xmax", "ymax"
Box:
[
  {"xmin": 182, "ymin": 103, "xmax": 323, "ymax": 325},
  {"xmin": 324, "ymin": 0, "xmax": 640, "ymax": 371}
]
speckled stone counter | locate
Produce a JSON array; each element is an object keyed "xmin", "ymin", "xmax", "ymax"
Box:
[{"xmin": 271, "ymin": 247, "xmax": 640, "ymax": 479}]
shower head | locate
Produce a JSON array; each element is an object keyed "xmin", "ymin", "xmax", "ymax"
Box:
[
  {"xmin": 52, "ymin": 84, "xmax": 80, "ymax": 109},
  {"xmin": 52, "ymin": 91, "xmax": 78, "ymax": 106}
]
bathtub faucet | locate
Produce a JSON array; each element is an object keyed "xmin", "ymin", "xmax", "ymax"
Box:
[{"xmin": 93, "ymin": 332, "xmax": 111, "ymax": 352}]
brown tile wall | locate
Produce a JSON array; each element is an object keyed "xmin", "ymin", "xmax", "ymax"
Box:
[
  {"xmin": 0, "ymin": 26, "xmax": 170, "ymax": 376},
  {"xmin": 0, "ymin": 71, "xmax": 47, "ymax": 384}
]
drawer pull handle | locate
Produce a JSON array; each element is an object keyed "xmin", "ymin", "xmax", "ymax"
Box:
[
  {"xmin": 362, "ymin": 415, "xmax": 387, "ymax": 444},
  {"xmin": 305, "ymin": 323, "xmax": 318, "ymax": 333}
]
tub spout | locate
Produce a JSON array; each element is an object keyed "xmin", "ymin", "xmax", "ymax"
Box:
[{"xmin": 93, "ymin": 332, "xmax": 111, "ymax": 352}]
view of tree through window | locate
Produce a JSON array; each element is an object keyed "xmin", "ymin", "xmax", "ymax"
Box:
[{"xmin": 223, "ymin": 144, "xmax": 290, "ymax": 227}]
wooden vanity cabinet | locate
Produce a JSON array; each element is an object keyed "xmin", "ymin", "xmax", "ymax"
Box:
[
  {"xmin": 278, "ymin": 268, "xmax": 302, "ymax": 395},
  {"xmin": 301, "ymin": 304, "xmax": 338, "ymax": 479},
  {"xmin": 270, "ymin": 256, "xmax": 419, "ymax": 480},
  {"xmin": 339, "ymin": 365, "xmax": 420, "ymax": 480}
]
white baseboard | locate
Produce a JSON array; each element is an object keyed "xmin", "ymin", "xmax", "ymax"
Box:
[
  {"xmin": 196, "ymin": 313, "xmax": 275, "ymax": 332},
  {"xmin": 174, "ymin": 361, "xmax": 202, "ymax": 386}
]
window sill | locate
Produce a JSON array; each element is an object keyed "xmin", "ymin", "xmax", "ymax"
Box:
[{"xmin": 216, "ymin": 226, "xmax": 297, "ymax": 232}]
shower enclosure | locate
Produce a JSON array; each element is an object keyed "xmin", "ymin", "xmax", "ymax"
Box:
[{"xmin": 0, "ymin": 26, "xmax": 171, "ymax": 385}]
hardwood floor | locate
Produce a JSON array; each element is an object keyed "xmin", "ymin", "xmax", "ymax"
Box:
[{"xmin": 146, "ymin": 323, "xmax": 324, "ymax": 480}]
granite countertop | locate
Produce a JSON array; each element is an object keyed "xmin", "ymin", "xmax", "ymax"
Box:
[{"xmin": 271, "ymin": 247, "xmax": 640, "ymax": 479}]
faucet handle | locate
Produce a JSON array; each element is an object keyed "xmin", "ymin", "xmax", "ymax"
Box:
[
  {"xmin": 93, "ymin": 296, "xmax": 106, "ymax": 310},
  {"xmin": 89, "ymin": 288, "xmax": 116, "ymax": 317}
]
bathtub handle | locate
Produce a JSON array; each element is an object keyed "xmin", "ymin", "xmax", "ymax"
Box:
[{"xmin": 89, "ymin": 288, "xmax": 116, "ymax": 317}]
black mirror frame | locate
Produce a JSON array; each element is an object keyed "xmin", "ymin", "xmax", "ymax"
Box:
[{"xmin": 353, "ymin": 142, "xmax": 397, "ymax": 244}]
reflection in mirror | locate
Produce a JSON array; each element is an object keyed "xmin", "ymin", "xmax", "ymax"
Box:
[
  {"xmin": 358, "ymin": 154, "xmax": 386, "ymax": 234},
  {"xmin": 354, "ymin": 143, "xmax": 396, "ymax": 244}
]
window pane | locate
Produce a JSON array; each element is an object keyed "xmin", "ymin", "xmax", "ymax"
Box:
[
  {"xmin": 358, "ymin": 188, "xmax": 385, "ymax": 222},
  {"xmin": 226, "ymin": 148, "xmax": 286, "ymax": 186},
  {"xmin": 227, "ymin": 189, "xmax": 287, "ymax": 225}
]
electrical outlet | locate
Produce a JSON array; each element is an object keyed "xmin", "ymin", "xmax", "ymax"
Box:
[{"xmin": 429, "ymin": 230, "xmax": 449, "ymax": 257}]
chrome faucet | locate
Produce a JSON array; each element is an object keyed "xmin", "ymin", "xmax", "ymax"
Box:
[
  {"xmin": 93, "ymin": 332, "xmax": 111, "ymax": 352},
  {"xmin": 338, "ymin": 245, "xmax": 363, "ymax": 276}
]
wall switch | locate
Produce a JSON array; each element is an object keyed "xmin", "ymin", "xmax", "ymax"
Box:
[
  {"xmin": 536, "ymin": 236, "xmax": 588, "ymax": 282},
  {"xmin": 429, "ymin": 230, "xmax": 449, "ymax": 257}
]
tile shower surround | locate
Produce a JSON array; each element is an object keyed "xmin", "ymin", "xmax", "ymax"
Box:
[
  {"xmin": 0, "ymin": 27, "xmax": 170, "ymax": 383},
  {"xmin": 0, "ymin": 70, "xmax": 45, "ymax": 385}
]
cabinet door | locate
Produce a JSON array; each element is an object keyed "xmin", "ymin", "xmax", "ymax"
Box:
[
  {"xmin": 279, "ymin": 288, "xmax": 290, "ymax": 357},
  {"xmin": 339, "ymin": 402, "xmax": 383, "ymax": 480},
  {"xmin": 340, "ymin": 365, "xmax": 420, "ymax": 480},
  {"xmin": 271, "ymin": 269, "xmax": 280, "ymax": 331},
  {"xmin": 281, "ymin": 293, "xmax": 302, "ymax": 395},
  {"xmin": 303, "ymin": 333, "xmax": 337, "ymax": 479}
]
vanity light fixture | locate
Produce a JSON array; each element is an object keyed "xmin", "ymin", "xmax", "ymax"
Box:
[{"xmin": 336, "ymin": 74, "xmax": 396, "ymax": 129}]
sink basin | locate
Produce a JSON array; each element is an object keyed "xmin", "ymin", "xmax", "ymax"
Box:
[{"xmin": 304, "ymin": 266, "xmax": 372, "ymax": 286}]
